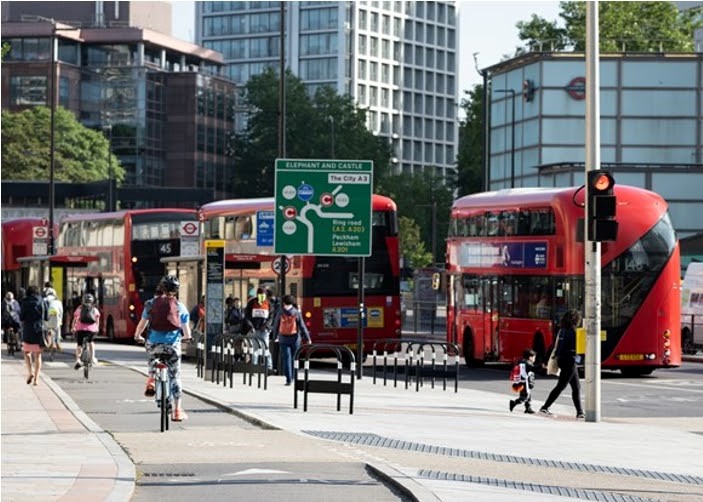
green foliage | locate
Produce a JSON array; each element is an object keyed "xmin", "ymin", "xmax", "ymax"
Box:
[
  {"xmin": 377, "ymin": 171, "xmax": 453, "ymax": 265},
  {"xmin": 517, "ymin": 1, "xmax": 702, "ymax": 53},
  {"xmin": 1, "ymin": 42, "xmax": 11, "ymax": 60},
  {"xmin": 456, "ymin": 85, "xmax": 485, "ymax": 198},
  {"xmin": 398, "ymin": 216, "xmax": 433, "ymax": 269},
  {"xmin": 232, "ymin": 68, "xmax": 392, "ymax": 197},
  {"xmin": 1, "ymin": 106, "xmax": 123, "ymax": 183}
]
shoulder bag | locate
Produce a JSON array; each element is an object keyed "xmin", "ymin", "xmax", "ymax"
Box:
[{"xmin": 546, "ymin": 333, "xmax": 561, "ymax": 376}]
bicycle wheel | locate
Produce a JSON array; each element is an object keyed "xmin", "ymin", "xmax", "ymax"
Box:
[
  {"xmin": 81, "ymin": 343, "xmax": 92, "ymax": 379},
  {"xmin": 160, "ymin": 379, "xmax": 169, "ymax": 432}
]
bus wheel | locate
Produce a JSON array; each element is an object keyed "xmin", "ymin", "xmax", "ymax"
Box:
[
  {"xmin": 106, "ymin": 319, "xmax": 115, "ymax": 341},
  {"xmin": 682, "ymin": 330, "xmax": 696, "ymax": 355},
  {"xmin": 620, "ymin": 367, "xmax": 654, "ymax": 377}
]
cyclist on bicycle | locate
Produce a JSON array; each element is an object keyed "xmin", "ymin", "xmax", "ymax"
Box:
[
  {"xmin": 2, "ymin": 291, "xmax": 21, "ymax": 343},
  {"xmin": 43, "ymin": 287, "xmax": 64, "ymax": 352},
  {"xmin": 134, "ymin": 275, "xmax": 192, "ymax": 422},
  {"xmin": 72, "ymin": 294, "xmax": 100, "ymax": 370}
]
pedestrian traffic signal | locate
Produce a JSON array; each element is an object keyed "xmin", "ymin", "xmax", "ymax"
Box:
[
  {"xmin": 432, "ymin": 272, "xmax": 441, "ymax": 290},
  {"xmin": 522, "ymin": 79, "xmax": 536, "ymax": 102},
  {"xmin": 586, "ymin": 171, "xmax": 618, "ymax": 241}
]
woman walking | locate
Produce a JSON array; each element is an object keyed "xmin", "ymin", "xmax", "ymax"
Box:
[
  {"xmin": 19, "ymin": 286, "xmax": 46, "ymax": 385},
  {"xmin": 540, "ymin": 309, "xmax": 585, "ymax": 419}
]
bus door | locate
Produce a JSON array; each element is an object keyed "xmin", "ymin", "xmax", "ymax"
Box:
[
  {"xmin": 481, "ymin": 277, "xmax": 499, "ymax": 358},
  {"xmin": 163, "ymin": 258, "xmax": 202, "ymax": 319}
]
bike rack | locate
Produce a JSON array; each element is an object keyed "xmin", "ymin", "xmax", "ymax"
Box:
[
  {"xmin": 371, "ymin": 338, "xmax": 460, "ymax": 393},
  {"xmin": 225, "ymin": 334, "xmax": 269, "ymax": 389},
  {"xmin": 293, "ymin": 343, "xmax": 355, "ymax": 414}
]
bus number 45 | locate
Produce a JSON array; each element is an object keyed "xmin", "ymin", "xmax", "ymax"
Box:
[{"xmin": 159, "ymin": 243, "xmax": 173, "ymax": 254}]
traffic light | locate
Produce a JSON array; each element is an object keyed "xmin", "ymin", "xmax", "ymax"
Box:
[
  {"xmin": 522, "ymin": 79, "xmax": 535, "ymax": 102},
  {"xmin": 587, "ymin": 170, "xmax": 618, "ymax": 241},
  {"xmin": 432, "ymin": 272, "xmax": 441, "ymax": 290}
]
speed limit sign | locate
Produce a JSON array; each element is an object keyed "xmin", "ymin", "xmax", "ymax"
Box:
[{"xmin": 271, "ymin": 257, "xmax": 291, "ymax": 275}]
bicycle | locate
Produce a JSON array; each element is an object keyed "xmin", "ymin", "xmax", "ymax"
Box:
[
  {"xmin": 79, "ymin": 336, "xmax": 94, "ymax": 380},
  {"xmin": 5, "ymin": 327, "xmax": 19, "ymax": 356},
  {"xmin": 154, "ymin": 351, "xmax": 173, "ymax": 432},
  {"xmin": 44, "ymin": 328, "xmax": 60, "ymax": 362}
]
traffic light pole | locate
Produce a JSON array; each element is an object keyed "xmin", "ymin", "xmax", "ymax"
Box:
[{"xmin": 584, "ymin": 2, "xmax": 602, "ymax": 423}]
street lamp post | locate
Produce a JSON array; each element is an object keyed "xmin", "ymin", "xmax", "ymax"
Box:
[
  {"xmin": 48, "ymin": 21, "xmax": 57, "ymax": 256},
  {"xmin": 493, "ymin": 88, "xmax": 516, "ymax": 188},
  {"xmin": 328, "ymin": 115, "xmax": 335, "ymax": 158}
]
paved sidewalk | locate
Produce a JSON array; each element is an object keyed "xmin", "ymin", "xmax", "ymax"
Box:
[
  {"xmin": 3, "ymin": 344, "xmax": 703, "ymax": 502},
  {"xmin": 1, "ymin": 357, "xmax": 134, "ymax": 502}
]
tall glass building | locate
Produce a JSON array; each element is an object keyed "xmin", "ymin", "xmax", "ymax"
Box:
[{"xmin": 196, "ymin": 0, "xmax": 459, "ymax": 179}]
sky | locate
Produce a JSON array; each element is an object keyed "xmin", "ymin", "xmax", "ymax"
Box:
[{"xmin": 170, "ymin": 1, "xmax": 562, "ymax": 92}]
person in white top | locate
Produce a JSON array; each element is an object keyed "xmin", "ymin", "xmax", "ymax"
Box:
[{"xmin": 43, "ymin": 288, "xmax": 64, "ymax": 351}]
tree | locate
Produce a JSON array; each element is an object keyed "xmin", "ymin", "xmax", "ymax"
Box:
[
  {"xmin": 377, "ymin": 171, "xmax": 454, "ymax": 265},
  {"xmin": 398, "ymin": 216, "xmax": 433, "ymax": 270},
  {"xmin": 517, "ymin": 1, "xmax": 702, "ymax": 53},
  {"xmin": 1, "ymin": 106, "xmax": 123, "ymax": 183},
  {"xmin": 232, "ymin": 68, "xmax": 392, "ymax": 197},
  {"xmin": 456, "ymin": 84, "xmax": 485, "ymax": 198}
]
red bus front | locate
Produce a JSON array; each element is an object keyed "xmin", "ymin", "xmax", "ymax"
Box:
[
  {"xmin": 57, "ymin": 209, "xmax": 197, "ymax": 340},
  {"xmin": 446, "ymin": 185, "xmax": 680, "ymax": 375},
  {"xmin": 199, "ymin": 195, "xmax": 401, "ymax": 355}
]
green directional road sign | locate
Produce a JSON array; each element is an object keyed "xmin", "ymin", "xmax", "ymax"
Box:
[{"xmin": 274, "ymin": 159, "xmax": 373, "ymax": 256}]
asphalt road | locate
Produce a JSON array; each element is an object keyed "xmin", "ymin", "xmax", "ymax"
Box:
[{"xmin": 40, "ymin": 354, "xmax": 410, "ymax": 502}]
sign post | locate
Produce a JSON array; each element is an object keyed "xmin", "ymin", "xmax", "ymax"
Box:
[
  {"xmin": 32, "ymin": 226, "xmax": 49, "ymax": 256},
  {"xmin": 179, "ymin": 221, "xmax": 200, "ymax": 258},
  {"xmin": 274, "ymin": 159, "xmax": 373, "ymax": 379},
  {"xmin": 274, "ymin": 159, "xmax": 373, "ymax": 257},
  {"xmin": 205, "ymin": 240, "xmax": 225, "ymax": 372}
]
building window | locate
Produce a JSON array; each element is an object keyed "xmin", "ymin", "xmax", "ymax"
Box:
[
  {"xmin": 250, "ymin": 36, "xmax": 281, "ymax": 57},
  {"xmin": 59, "ymin": 76, "xmax": 70, "ymax": 107},
  {"xmin": 300, "ymin": 58, "xmax": 337, "ymax": 80},
  {"xmin": 301, "ymin": 34, "xmax": 337, "ymax": 56},
  {"xmin": 358, "ymin": 59, "xmax": 367, "ymax": 79},
  {"xmin": 301, "ymin": 7, "xmax": 338, "ymax": 30},
  {"xmin": 10, "ymin": 76, "xmax": 47, "ymax": 106},
  {"xmin": 250, "ymin": 11, "xmax": 281, "ymax": 33},
  {"xmin": 369, "ymin": 61, "xmax": 378, "ymax": 80},
  {"xmin": 358, "ymin": 35, "xmax": 367, "ymax": 55}
]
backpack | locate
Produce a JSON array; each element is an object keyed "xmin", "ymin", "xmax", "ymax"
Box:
[
  {"xmin": 278, "ymin": 312, "xmax": 298, "ymax": 335},
  {"xmin": 2, "ymin": 301, "xmax": 13, "ymax": 324},
  {"xmin": 509, "ymin": 363, "xmax": 521, "ymax": 383},
  {"xmin": 149, "ymin": 296, "xmax": 181, "ymax": 331},
  {"xmin": 80, "ymin": 305, "xmax": 96, "ymax": 324}
]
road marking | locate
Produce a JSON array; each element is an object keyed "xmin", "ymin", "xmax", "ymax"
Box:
[
  {"xmin": 606, "ymin": 380, "xmax": 703, "ymax": 393},
  {"xmin": 225, "ymin": 468, "xmax": 290, "ymax": 476}
]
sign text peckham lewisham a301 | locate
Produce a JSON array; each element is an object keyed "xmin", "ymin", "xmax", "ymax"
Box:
[{"xmin": 274, "ymin": 159, "xmax": 373, "ymax": 256}]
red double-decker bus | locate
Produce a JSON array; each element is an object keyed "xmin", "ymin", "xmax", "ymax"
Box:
[
  {"xmin": 55, "ymin": 209, "xmax": 197, "ymax": 340},
  {"xmin": 446, "ymin": 185, "xmax": 680, "ymax": 375},
  {"xmin": 198, "ymin": 195, "xmax": 401, "ymax": 353},
  {"xmin": 1, "ymin": 217, "xmax": 58, "ymax": 294}
]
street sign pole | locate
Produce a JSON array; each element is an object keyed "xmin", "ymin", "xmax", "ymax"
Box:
[
  {"xmin": 356, "ymin": 257, "xmax": 365, "ymax": 379},
  {"xmin": 274, "ymin": 159, "xmax": 373, "ymax": 379}
]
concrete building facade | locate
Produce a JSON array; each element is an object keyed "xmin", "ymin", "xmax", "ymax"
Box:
[
  {"xmin": 485, "ymin": 52, "xmax": 703, "ymax": 239},
  {"xmin": 196, "ymin": 0, "xmax": 459, "ymax": 180}
]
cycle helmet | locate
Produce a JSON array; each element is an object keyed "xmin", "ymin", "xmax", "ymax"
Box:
[
  {"xmin": 159, "ymin": 275, "xmax": 180, "ymax": 294},
  {"xmin": 83, "ymin": 293, "xmax": 95, "ymax": 304}
]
